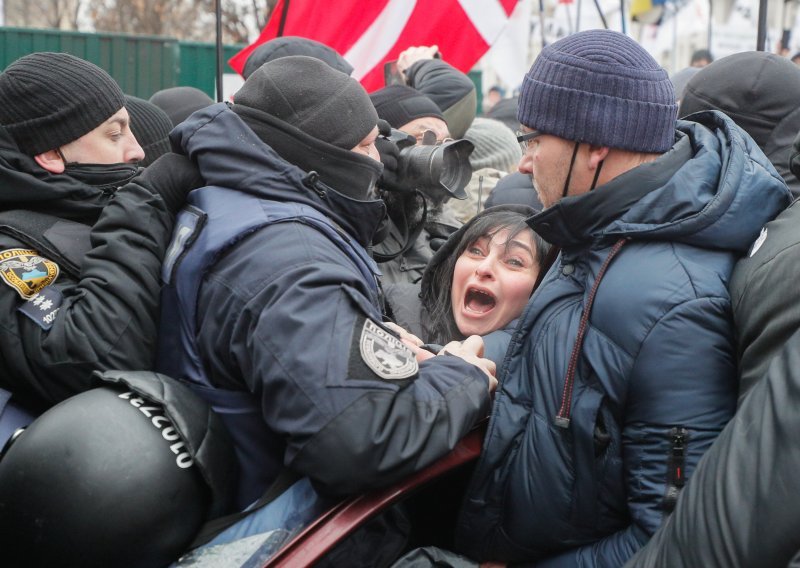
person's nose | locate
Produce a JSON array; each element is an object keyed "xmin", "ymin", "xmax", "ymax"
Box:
[
  {"xmin": 125, "ymin": 133, "xmax": 146, "ymax": 164},
  {"xmin": 475, "ymin": 255, "xmax": 497, "ymax": 279},
  {"xmin": 367, "ymin": 142, "xmax": 381, "ymax": 163},
  {"xmin": 518, "ymin": 151, "xmax": 533, "ymax": 174}
]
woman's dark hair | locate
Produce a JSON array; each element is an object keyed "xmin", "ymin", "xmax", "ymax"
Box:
[{"xmin": 420, "ymin": 207, "xmax": 550, "ymax": 344}]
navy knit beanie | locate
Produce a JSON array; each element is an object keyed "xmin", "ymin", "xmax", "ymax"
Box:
[
  {"xmin": 0, "ymin": 52, "xmax": 124, "ymax": 156},
  {"xmin": 518, "ymin": 30, "xmax": 677, "ymax": 153}
]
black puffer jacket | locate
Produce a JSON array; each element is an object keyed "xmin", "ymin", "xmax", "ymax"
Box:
[{"xmin": 0, "ymin": 129, "xmax": 176, "ymax": 409}]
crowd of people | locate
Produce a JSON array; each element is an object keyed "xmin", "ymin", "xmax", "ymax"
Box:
[{"xmin": 0, "ymin": 26, "xmax": 798, "ymax": 568}]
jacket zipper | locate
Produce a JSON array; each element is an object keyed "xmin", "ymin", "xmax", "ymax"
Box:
[{"xmin": 663, "ymin": 426, "xmax": 688, "ymax": 513}]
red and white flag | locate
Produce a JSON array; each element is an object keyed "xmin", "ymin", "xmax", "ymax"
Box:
[{"xmin": 230, "ymin": 0, "xmax": 519, "ymax": 92}]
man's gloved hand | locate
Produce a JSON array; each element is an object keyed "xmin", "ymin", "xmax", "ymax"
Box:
[
  {"xmin": 375, "ymin": 119, "xmax": 404, "ymax": 193},
  {"xmin": 136, "ymin": 152, "xmax": 204, "ymax": 214}
]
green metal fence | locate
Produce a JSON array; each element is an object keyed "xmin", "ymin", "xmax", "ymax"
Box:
[
  {"xmin": 0, "ymin": 27, "xmax": 244, "ymax": 99},
  {"xmin": 177, "ymin": 41, "xmax": 245, "ymax": 99},
  {"xmin": 1, "ymin": 26, "xmax": 481, "ymax": 105}
]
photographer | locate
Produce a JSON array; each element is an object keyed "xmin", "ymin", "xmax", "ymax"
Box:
[{"xmin": 370, "ymin": 85, "xmax": 474, "ymax": 285}]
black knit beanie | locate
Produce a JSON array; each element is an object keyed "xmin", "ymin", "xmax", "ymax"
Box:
[
  {"xmin": 369, "ymin": 84, "xmax": 446, "ymax": 130},
  {"xmin": 149, "ymin": 86, "xmax": 214, "ymax": 127},
  {"xmin": 124, "ymin": 95, "xmax": 173, "ymax": 167},
  {"xmin": 233, "ymin": 55, "xmax": 378, "ymax": 150},
  {"xmin": 518, "ymin": 29, "xmax": 677, "ymax": 153},
  {"xmin": 243, "ymin": 36, "xmax": 354, "ymax": 79},
  {"xmin": 0, "ymin": 52, "xmax": 125, "ymax": 156}
]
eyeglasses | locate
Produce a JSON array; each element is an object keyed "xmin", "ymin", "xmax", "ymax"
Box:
[
  {"xmin": 414, "ymin": 128, "xmax": 452, "ymax": 145},
  {"xmin": 516, "ymin": 130, "xmax": 543, "ymax": 152}
]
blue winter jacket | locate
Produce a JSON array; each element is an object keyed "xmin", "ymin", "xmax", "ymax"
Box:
[
  {"xmin": 454, "ymin": 111, "xmax": 792, "ymax": 566},
  {"xmin": 157, "ymin": 104, "xmax": 492, "ymax": 508}
]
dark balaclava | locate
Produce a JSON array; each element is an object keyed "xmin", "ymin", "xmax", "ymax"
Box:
[
  {"xmin": 149, "ymin": 86, "xmax": 214, "ymax": 128},
  {"xmin": 369, "ymin": 84, "xmax": 446, "ymax": 130},
  {"xmin": 243, "ymin": 36, "xmax": 354, "ymax": 79},
  {"xmin": 232, "ymin": 55, "xmax": 387, "ymax": 247},
  {"xmin": 124, "ymin": 95, "xmax": 173, "ymax": 167},
  {"xmin": 0, "ymin": 52, "xmax": 125, "ymax": 156}
]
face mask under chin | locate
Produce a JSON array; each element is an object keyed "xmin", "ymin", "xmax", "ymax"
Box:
[{"xmin": 62, "ymin": 162, "xmax": 141, "ymax": 191}]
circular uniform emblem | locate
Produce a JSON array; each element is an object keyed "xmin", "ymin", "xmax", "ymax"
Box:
[
  {"xmin": 359, "ymin": 319, "xmax": 419, "ymax": 380},
  {"xmin": 0, "ymin": 249, "xmax": 60, "ymax": 299}
]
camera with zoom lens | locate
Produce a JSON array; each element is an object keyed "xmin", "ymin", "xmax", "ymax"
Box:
[{"xmin": 385, "ymin": 128, "xmax": 474, "ymax": 203}]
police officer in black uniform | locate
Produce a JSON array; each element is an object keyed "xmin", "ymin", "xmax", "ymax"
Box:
[
  {"xmin": 0, "ymin": 52, "xmax": 199, "ymax": 439},
  {"xmin": 157, "ymin": 56, "xmax": 497, "ymax": 512}
]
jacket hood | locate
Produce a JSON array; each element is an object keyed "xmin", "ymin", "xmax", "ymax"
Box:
[
  {"xmin": 0, "ymin": 126, "xmax": 136, "ymax": 223},
  {"xmin": 531, "ymin": 110, "xmax": 792, "ymax": 253},
  {"xmin": 170, "ymin": 103, "xmax": 386, "ymax": 248},
  {"xmin": 679, "ymin": 51, "xmax": 800, "ymax": 197}
]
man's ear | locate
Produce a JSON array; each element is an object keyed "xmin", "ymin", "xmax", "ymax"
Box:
[
  {"xmin": 34, "ymin": 150, "xmax": 65, "ymax": 174},
  {"xmin": 587, "ymin": 145, "xmax": 610, "ymax": 170}
]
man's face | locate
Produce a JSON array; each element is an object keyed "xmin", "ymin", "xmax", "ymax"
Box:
[
  {"xmin": 350, "ymin": 125, "xmax": 381, "ymax": 162},
  {"xmin": 59, "ymin": 107, "xmax": 144, "ymax": 165},
  {"xmin": 400, "ymin": 116, "xmax": 450, "ymax": 145},
  {"xmin": 518, "ymin": 127, "xmax": 580, "ymax": 209}
]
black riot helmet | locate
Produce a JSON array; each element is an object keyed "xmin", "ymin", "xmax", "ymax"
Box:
[{"xmin": 0, "ymin": 371, "xmax": 238, "ymax": 568}]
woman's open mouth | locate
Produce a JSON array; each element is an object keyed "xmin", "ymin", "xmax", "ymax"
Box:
[{"xmin": 464, "ymin": 287, "xmax": 496, "ymax": 314}]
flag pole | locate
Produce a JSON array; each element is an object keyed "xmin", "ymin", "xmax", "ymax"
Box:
[
  {"xmin": 278, "ymin": 0, "xmax": 291, "ymax": 36},
  {"xmin": 756, "ymin": 0, "xmax": 768, "ymax": 50},
  {"xmin": 620, "ymin": 0, "xmax": 627, "ymax": 34},
  {"xmin": 707, "ymin": 0, "xmax": 713, "ymax": 52},
  {"xmin": 539, "ymin": 0, "xmax": 547, "ymax": 49},
  {"xmin": 671, "ymin": 0, "xmax": 678, "ymax": 72},
  {"xmin": 215, "ymin": 0, "xmax": 223, "ymax": 102},
  {"xmin": 593, "ymin": 0, "xmax": 610, "ymax": 28}
]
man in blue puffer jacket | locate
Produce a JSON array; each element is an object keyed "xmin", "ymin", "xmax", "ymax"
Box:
[{"xmin": 453, "ymin": 30, "xmax": 792, "ymax": 566}]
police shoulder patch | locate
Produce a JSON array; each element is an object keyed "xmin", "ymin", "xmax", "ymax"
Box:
[
  {"xmin": 0, "ymin": 248, "xmax": 60, "ymax": 299},
  {"xmin": 359, "ymin": 319, "xmax": 419, "ymax": 380}
]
